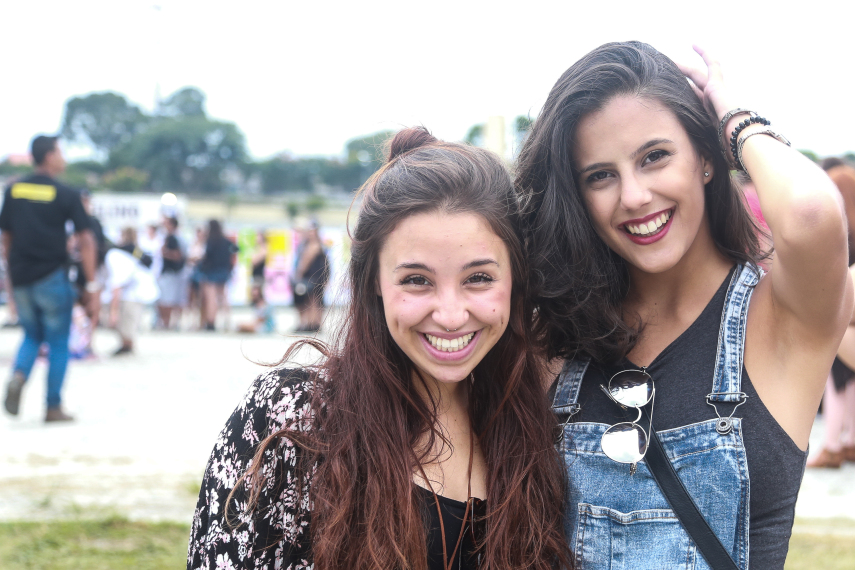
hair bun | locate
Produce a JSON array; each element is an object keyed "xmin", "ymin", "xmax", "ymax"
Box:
[{"xmin": 387, "ymin": 127, "xmax": 437, "ymax": 161}]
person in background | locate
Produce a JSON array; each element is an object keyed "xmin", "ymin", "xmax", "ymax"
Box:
[
  {"xmin": 237, "ymin": 283, "xmax": 275, "ymax": 334},
  {"xmin": 156, "ymin": 216, "xmax": 186, "ymax": 330},
  {"xmin": 292, "ymin": 219, "xmax": 328, "ymax": 333},
  {"xmin": 78, "ymin": 189, "xmax": 108, "ymax": 263},
  {"xmin": 138, "ymin": 223, "xmax": 163, "ymax": 276},
  {"xmin": 186, "ymin": 225, "xmax": 207, "ymax": 330},
  {"xmin": 1, "ymin": 237, "xmax": 18, "ymax": 328},
  {"xmin": 808, "ymin": 159, "xmax": 855, "ymax": 467},
  {"xmin": 251, "ymin": 230, "xmax": 267, "ymax": 287},
  {"xmin": 100, "ymin": 235, "xmax": 160, "ymax": 356},
  {"xmin": 198, "ymin": 219, "xmax": 238, "ymax": 331},
  {"xmin": 117, "ymin": 227, "xmax": 153, "ymax": 269},
  {"xmin": 1, "ymin": 135, "xmax": 99, "ymax": 422}
]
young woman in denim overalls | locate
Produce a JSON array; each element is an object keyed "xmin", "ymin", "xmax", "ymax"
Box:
[{"xmin": 516, "ymin": 42, "xmax": 852, "ymax": 569}]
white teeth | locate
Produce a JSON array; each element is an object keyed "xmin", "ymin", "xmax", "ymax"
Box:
[
  {"xmin": 425, "ymin": 332, "xmax": 475, "ymax": 352},
  {"xmin": 625, "ymin": 210, "xmax": 671, "ymax": 237}
]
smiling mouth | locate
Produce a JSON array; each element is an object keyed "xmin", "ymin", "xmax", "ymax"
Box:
[
  {"xmin": 622, "ymin": 209, "xmax": 673, "ymax": 237},
  {"xmin": 423, "ymin": 332, "xmax": 476, "ymax": 352}
]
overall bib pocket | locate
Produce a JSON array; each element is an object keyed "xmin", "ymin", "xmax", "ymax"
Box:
[{"xmin": 574, "ymin": 503, "xmax": 701, "ymax": 570}]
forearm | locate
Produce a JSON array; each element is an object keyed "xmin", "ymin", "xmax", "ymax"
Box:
[
  {"xmin": 737, "ymin": 126, "xmax": 845, "ymax": 257},
  {"xmin": 77, "ymin": 230, "xmax": 98, "ymax": 283},
  {"xmin": 110, "ymin": 290, "xmax": 121, "ymax": 315}
]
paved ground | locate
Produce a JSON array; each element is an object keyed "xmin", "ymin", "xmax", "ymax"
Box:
[{"xmin": 0, "ymin": 306, "xmax": 853, "ymax": 527}]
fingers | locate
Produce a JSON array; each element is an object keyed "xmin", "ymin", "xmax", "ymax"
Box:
[
  {"xmin": 692, "ymin": 44, "xmax": 724, "ymax": 82},
  {"xmin": 677, "ymin": 62, "xmax": 708, "ymax": 90}
]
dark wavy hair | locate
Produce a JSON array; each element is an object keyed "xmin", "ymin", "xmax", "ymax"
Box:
[
  {"xmin": 515, "ymin": 41, "xmax": 764, "ymax": 363},
  {"xmin": 232, "ymin": 127, "xmax": 571, "ymax": 570}
]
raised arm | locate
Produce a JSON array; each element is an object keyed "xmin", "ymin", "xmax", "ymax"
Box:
[{"xmin": 681, "ymin": 46, "xmax": 852, "ymax": 340}]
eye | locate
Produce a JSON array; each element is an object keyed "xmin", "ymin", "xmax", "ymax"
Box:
[
  {"xmin": 585, "ymin": 170, "xmax": 612, "ymax": 185},
  {"xmin": 642, "ymin": 149, "xmax": 670, "ymax": 165},
  {"xmin": 465, "ymin": 272, "xmax": 495, "ymax": 285},
  {"xmin": 400, "ymin": 275, "xmax": 431, "ymax": 287}
]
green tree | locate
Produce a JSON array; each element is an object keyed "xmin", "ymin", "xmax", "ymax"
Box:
[
  {"xmin": 0, "ymin": 161, "xmax": 31, "ymax": 178},
  {"xmin": 799, "ymin": 149, "xmax": 820, "ymax": 163},
  {"xmin": 60, "ymin": 161, "xmax": 106, "ymax": 189},
  {"xmin": 305, "ymin": 194, "xmax": 327, "ymax": 213},
  {"xmin": 464, "ymin": 124, "xmax": 484, "ymax": 147},
  {"xmin": 101, "ymin": 167, "xmax": 149, "ymax": 192},
  {"xmin": 159, "ymin": 87, "xmax": 206, "ymax": 118},
  {"xmin": 109, "ymin": 116, "xmax": 247, "ymax": 194},
  {"xmin": 61, "ymin": 92, "xmax": 148, "ymax": 155},
  {"xmin": 345, "ymin": 130, "xmax": 396, "ymax": 167}
]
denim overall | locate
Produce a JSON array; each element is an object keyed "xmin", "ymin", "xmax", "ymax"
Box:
[{"xmin": 553, "ymin": 265, "xmax": 759, "ymax": 570}]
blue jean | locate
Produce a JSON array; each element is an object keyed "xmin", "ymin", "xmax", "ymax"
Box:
[
  {"xmin": 12, "ymin": 267, "xmax": 75, "ymax": 409},
  {"xmin": 554, "ymin": 265, "xmax": 760, "ymax": 569}
]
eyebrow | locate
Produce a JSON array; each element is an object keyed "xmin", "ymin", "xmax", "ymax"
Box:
[
  {"xmin": 394, "ymin": 262, "xmax": 435, "ymax": 273},
  {"xmin": 393, "ymin": 258, "xmax": 499, "ymax": 273},
  {"xmin": 578, "ymin": 138, "xmax": 674, "ymax": 174},
  {"xmin": 462, "ymin": 258, "xmax": 499, "ymax": 271}
]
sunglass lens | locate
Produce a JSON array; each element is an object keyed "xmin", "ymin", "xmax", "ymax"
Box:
[
  {"xmin": 601, "ymin": 422, "xmax": 647, "ymax": 464},
  {"xmin": 608, "ymin": 370, "xmax": 653, "ymax": 407}
]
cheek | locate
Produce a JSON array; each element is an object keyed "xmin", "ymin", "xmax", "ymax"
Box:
[
  {"xmin": 583, "ymin": 192, "xmax": 615, "ymax": 236},
  {"xmin": 472, "ymin": 283, "xmax": 513, "ymax": 328},
  {"xmin": 382, "ymin": 290, "xmax": 430, "ymax": 330}
]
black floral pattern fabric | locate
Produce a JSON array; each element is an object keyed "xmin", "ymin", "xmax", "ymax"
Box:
[{"xmin": 187, "ymin": 368, "xmax": 316, "ymax": 570}]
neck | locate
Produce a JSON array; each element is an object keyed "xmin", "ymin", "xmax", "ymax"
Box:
[
  {"xmin": 624, "ymin": 218, "xmax": 733, "ymax": 325},
  {"xmin": 413, "ymin": 369, "xmax": 469, "ymax": 417},
  {"xmin": 34, "ymin": 166, "xmax": 54, "ymax": 178}
]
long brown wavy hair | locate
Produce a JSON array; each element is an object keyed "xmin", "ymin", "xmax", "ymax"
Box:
[
  {"xmin": 516, "ymin": 41, "xmax": 765, "ymax": 363},
  {"xmin": 231, "ymin": 127, "xmax": 571, "ymax": 570}
]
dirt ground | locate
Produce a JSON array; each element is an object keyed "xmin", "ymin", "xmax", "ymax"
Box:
[{"xmin": 1, "ymin": 305, "xmax": 853, "ymax": 527}]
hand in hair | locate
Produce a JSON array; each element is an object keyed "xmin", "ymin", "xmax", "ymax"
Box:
[{"xmin": 677, "ymin": 45, "xmax": 736, "ymax": 124}]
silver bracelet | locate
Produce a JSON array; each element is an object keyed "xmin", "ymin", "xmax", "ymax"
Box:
[
  {"xmin": 718, "ymin": 108, "xmax": 756, "ymax": 161},
  {"xmin": 736, "ymin": 127, "xmax": 792, "ymax": 174}
]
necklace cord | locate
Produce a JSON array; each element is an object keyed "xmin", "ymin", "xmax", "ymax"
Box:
[{"xmin": 417, "ymin": 381, "xmax": 477, "ymax": 570}]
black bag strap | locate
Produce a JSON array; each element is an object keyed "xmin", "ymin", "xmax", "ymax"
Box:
[{"xmin": 643, "ymin": 410, "xmax": 739, "ymax": 570}]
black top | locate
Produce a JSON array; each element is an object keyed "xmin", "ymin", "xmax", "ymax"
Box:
[
  {"xmin": 162, "ymin": 233, "xmax": 185, "ymax": 273},
  {"xmin": 550, "ymin": 268, "xmax": 806, "ymax": 570},
  {"xmin": 188, "ymin": 369, "xmax": 486, "ymax": 569},
  {"xmin": 0, "ymin": 174, "xmax": 90, "ymax": 286},
  {"xmin": 200, "ymin": 236, "xmax": 238, "ymax": 273},
  {"xmin": 420, "ymin": 485, "xmax": 484, "ymax": 570}
]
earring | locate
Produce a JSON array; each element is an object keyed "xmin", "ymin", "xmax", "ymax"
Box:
[{"xmin": 704, "ymin": 172, "xmax": 710, "ymax": 177}]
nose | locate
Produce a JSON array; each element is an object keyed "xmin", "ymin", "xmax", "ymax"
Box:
[
  {"xmin": 433, "ymin": 287, "xmax": 469, "ymax": 332},
  {"xmin": 619, "ymin": 172, "xmax": 653, "ymax": 211}
]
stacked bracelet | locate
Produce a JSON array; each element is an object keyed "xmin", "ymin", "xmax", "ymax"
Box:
[
  {"xmin": 730, "ymin": 115, "xmax": 770, "ymax": 170},
  {"xmin": 718, "ymin": 108, "xmax": 754, "ymax": 155}
]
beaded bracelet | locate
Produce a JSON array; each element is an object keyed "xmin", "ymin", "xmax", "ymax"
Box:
[
  {"xmin": 718, "ymin": 108, "xmax": 755, "ymax": 156},
  {"xmin": 730, "ymin": 116, "xmax": 771, "ymax": 170},
  {"xmin": 736, "ymin": 128, "xmax": 791, "ymax": 175}
]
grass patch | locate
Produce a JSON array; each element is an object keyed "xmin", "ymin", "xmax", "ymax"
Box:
[
  {"xmin": 786, "ymin": 518, "xmax": 855, "ymax": 570},
  {"xmin": 786, "ymin": 534, "xmax": 855, "ymax": 569},
  {"xmin": 0, "ymin": 515, "xmax": 852, "ymax": 568},
  {"xmin": 0, "ymin": 517, "xmax": 190, "ymax": 570}
]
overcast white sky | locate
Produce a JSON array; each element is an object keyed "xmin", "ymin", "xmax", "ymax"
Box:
[{"xmin": 1, "ymin": 0, "xmax": 852, "ymax": 161}]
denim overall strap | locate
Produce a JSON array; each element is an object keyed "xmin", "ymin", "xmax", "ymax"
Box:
[
  {"xmin": 552, "ymin": 357, "xmax": 590, "ymax": 418},
  {"xmin": 710, "ymin": 264, "xmax": 762, "ymax": 403}
]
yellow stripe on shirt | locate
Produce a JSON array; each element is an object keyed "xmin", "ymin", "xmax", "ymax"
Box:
[{"xmin": 11, "ymin": 182, "xmax": 57, "ymax": 202}]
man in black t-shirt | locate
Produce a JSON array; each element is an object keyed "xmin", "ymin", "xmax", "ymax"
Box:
[{"xmin": 0, "ymin": 135, "xmax": 98, "ymax": 422}]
